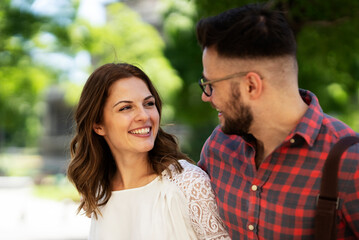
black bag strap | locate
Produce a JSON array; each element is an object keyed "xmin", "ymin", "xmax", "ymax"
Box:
[{"xmin": 315, "ymin": 136, "xmax": 359, "ymax": 240}]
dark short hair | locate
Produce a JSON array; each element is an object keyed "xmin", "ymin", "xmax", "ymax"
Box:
[{"xmin": 196, "ymin": 3, "xmax": 296, "ymax": 59}]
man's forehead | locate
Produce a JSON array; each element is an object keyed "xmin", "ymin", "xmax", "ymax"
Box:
[{"xmin": 203, "ymin": 48, "xmax": 251, "ymax": 71}]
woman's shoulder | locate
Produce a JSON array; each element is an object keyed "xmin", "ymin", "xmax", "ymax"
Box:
[
  {"xmin": 164, "ymin": 160, "xmax": 213, "ymax": 200},
  {"xmin": 179, "ymin": 159, "xmax": 210, "ymax": 177},
  {"xmin": 165, "ymin": 160, "xmax": 231, "ymax": 239},
  {"xmin": 166, "ymin": 160, "xmax": 210, "ymax": 180}
]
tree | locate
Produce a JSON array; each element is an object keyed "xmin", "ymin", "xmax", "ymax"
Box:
[
  {"xmin": 67, "ymin": 2, "xmax": 183, "ymax": 122},
  {"xmin": 0, "ymin": 0, "xmax": 77, "ymax": 147}
]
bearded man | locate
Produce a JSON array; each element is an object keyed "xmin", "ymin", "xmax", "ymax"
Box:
[{"xmin": 196, "ymin": 3, "xmax": 359, "ymax": 240}]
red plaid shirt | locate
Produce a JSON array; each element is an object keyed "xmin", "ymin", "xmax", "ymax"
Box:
[{"xmin": 198, "ymin": 89, "xmax": 359, "ymax": 240}]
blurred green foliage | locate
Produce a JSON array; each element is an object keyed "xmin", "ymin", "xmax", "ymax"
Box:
[
  {"xmin": 160, "ymin": 0, "xmax": 218, "ymax": 159},
  {"xmin": 0, "ymin": 0, "xmax": 77, "ymax": 147},
  {"xmin": 68, "ymin": 2, "xmax": 182, "ymax": 122}
]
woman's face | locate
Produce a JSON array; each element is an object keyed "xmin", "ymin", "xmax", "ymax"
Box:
[{"xmin": 94, "ymin": 77, "xmax": 160, "ymax": 159}]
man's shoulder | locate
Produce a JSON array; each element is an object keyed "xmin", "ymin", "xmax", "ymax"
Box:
[
  {"xmin": 320, "ymin": 114, "xmax": 359, "ymax": 159},
  {"xmin": 201, "ymin": 126, "xmax": 247, "ymax": 164},
  {"xmin": 206, "ymin": 125, "xmax": 244, "ymax": 144},
  {"xmin": 322, "ymin": 113, "xmax": 358, "ymax": 138}
]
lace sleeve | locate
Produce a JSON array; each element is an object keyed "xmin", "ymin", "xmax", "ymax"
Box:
[{"xmin": 169, "ymin": 160, "xmax": 230, "ymax": 240}]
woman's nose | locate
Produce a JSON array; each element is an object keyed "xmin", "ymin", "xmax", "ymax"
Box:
[{"xmin": 135, "ymin": 107, "xmax": 150, "ymax": 121}]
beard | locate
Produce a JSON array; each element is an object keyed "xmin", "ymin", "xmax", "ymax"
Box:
[{"xmin": 221, "ymin": 84, "xmax": 253, "ymax": 136}]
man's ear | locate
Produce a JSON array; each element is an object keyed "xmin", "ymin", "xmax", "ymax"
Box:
[
  {"xmin": 93, "ymin": 123, "xmax": 105, "ymax": 136},
  {"xmin": 244, "ymin": 72, "xmax": 263, "ymax": 100}
]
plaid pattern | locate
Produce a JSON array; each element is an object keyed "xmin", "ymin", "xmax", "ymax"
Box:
[{"xmin": 198, "ymin": 89, "xmax": 359, "ymax": 240}]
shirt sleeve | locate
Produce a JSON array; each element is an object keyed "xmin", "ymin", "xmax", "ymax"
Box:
[{"xmin": 175, "ymin": 161, "xmax": 230, "ymax": 240}]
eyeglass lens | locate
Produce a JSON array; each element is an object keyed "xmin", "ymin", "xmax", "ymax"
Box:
[{"xmin": 199, "ymin": 77, "xmax": 212, "ymax": 96}]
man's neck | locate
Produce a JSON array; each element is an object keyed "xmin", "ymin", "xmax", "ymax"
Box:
[{"xmin": 251, "ymin": 96, "xmax": 308, "ymax": 168}]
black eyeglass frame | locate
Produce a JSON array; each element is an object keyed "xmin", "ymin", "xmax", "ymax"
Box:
[{"xmin": 198, "ymin": 71, "xmax": 251, "ymax": 97}]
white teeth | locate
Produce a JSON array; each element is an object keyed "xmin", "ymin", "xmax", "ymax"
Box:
[{"xmin": 130, "ymin": 127, "xmax": 150, "ymax": 135}]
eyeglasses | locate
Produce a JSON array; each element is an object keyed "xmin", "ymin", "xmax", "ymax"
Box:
[{"xmin": 198, "ymin": 71, "xmax": 250, "ymax": 97}]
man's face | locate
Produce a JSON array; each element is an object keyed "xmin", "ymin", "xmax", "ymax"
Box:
[{"xmin": 201, "ymin": 47, "xmax": 253, "ymax": 136}]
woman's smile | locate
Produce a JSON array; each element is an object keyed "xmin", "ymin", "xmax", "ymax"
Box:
[{"xmin": 129, "ymin": 126, "xmax": 152, "ymax": 136}]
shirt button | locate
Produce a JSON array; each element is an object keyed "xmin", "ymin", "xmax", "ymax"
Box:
[
  {"xmin": 290, "ymin": 138, "xmax": 295, "ymax": 144},
  {"xmin": 251, "ymin": 185, "xmax": 258, "ymax": 191},
  {"xmin": 248, "ymin": 224, "xmax": 255, "ymax": 231}
]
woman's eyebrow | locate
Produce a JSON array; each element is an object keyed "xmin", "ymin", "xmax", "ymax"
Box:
[
  {"xmin": 144, "ymin": 95, "xmax": 154, "ymax": 101},
  {"xmin": 112, "ymin": 95, "xmax": 154, "ymax": 108},
  {"xmin": 113, "ymin": 100, "xmax": 132, "ymax": 108}
]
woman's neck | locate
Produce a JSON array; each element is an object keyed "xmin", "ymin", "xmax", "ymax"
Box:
[{"xmin": 112, "ymin": 153, "xmax": 157, "ymax": 191}]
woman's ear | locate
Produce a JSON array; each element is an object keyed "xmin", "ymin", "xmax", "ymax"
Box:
[{"xmin": 93, "ymin": 123, "xmax": 105, "ymax": 136}]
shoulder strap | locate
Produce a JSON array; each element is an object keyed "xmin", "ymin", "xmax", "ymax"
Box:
[{"xmin": 315, "ymin": 136, "xmax": 359, "ymax": 240}]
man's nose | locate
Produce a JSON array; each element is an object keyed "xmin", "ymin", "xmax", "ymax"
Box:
[{"xmin": 201, "ymin": 92, "xmax": 211, "ymax": 102}]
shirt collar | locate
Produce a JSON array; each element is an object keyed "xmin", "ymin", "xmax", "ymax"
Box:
[{"xmin": 285, "ymin": 89, "xmax": 324, "ymax": 147}]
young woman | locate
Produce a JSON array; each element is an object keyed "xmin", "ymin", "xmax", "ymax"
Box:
[{"xmin": 67, "ymin": 63, "xmax": 230, "ymax": 240}]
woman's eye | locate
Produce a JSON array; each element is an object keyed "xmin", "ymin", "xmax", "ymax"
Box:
[
  {"xmin": 145, "ymin": 101, "xmax": 155, "ymax": 107},
  {"xmin": 119, "ymin": 106, "xmax": 131, "ymax": 111}
]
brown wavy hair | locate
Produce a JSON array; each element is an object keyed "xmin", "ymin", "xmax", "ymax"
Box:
[{"xmin": 67, "ymin": 63, "xmax": 191, "ymax": 218}]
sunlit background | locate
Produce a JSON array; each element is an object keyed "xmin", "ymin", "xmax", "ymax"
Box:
[{"xmin": 1, "ymin": 0, "xmax": 359, "ymax": 239}]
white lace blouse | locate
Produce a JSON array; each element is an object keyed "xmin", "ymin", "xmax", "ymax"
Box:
[{"xmin": 89, "ymin": 160, "xmax": 230, "ymax": 240}]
